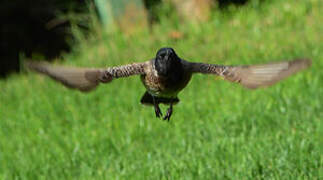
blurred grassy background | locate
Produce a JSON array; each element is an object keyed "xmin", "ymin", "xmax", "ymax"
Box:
[{"xmin": 1, "ymin": 0, "xmax": 322, "ymax": 179}]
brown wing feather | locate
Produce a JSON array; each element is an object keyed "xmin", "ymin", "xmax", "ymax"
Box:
[
  {"xmin": 223, "ymin": 59, "xmax": 311, "ymax": 89},
  {"xmin": 25, "ymin": 61, "xmax": 147, "ymax": 92},
  {"xmin": 192, "ymin": 59, "xmax": 311, "ymax": 89},
  {"xmin": 25, "ymin": 61, "xmax": 106, "ymax": 92}
]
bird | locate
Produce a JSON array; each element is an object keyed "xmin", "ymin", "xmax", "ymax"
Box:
[{"xmin": 25, "ymin": 47, "xmax": 311, "ymax": 121}]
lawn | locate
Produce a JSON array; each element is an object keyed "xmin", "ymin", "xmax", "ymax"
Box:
[{"xmin": 0, "ymin": 0, "xmax": 322, "ymax": 179}]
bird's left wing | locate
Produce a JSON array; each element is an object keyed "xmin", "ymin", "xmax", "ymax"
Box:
[
  {"xmin": 25, "ymin": 61, "xmax": 148, "ymax": 92},
  {"xmin": 190, "ymin": 59, "xmax": 311, "ymax": 89}
]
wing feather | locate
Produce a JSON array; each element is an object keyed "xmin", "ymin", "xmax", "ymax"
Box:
[
  {"xmin": 192, "ymin": 59, "xmax": 311, "ymax": 89},
  {"xmin": 225, "ymin": 59, "xmax": 311, "ymax": 89},
  {"xmin": 25, "ymin": 60, "xmax": 147, "ymax": 92}
]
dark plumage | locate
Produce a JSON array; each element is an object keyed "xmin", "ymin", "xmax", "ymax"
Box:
[{"xmin": 25, "ymin": 47, "xmax": 312, "ymax": 121}]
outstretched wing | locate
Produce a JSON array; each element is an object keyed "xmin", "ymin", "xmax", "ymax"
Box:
[
  {"xmin": 191, "ymin": 59, "xmax": 311, "ymax": 89},
  {"xmin": 25, "ymin": 61, "xmax": 147, "ymax": 92}
]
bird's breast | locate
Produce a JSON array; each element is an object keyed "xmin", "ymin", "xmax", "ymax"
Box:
[{"xmin": 140, "ymin": 69, "xmax": 192, "ymax": 98}]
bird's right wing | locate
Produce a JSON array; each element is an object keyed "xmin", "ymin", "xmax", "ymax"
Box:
[
  {"xmin": 191, "ymin": 59, "xmax": 311, "ymax": 89},
  {"xmin": 25, "ymin": 61, "xmax": 148, "ymax": 92}
]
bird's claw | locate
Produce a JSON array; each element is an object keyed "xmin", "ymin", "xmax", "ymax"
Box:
[
  {"xmin": 163, "ymin": 107, "xmax": 173, "ymax": 121},
  {"xmin": 154, "ymin": 105, "xmax": 163, "ymax": 118}
]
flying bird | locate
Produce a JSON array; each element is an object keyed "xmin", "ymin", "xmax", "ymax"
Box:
[{"xmin": 25, "ymin": 47, "xmax": 311, "ymax": 121}]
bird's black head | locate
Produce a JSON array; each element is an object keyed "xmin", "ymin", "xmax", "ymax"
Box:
[{"xmin": 154, "ymin": 47, "xmax": 180, "ymax": 77}]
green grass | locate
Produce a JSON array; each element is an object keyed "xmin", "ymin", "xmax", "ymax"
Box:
[{"xmin": 1, "ymin": 0, "xmax": 322, "ymax": 179}]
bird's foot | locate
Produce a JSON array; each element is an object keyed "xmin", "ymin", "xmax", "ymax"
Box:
[
  {"xmin": 154, "ymin": 105, "xmax": 163, "ymax": 118},
  {"xmin": 163, "ymin": 106, "xmax": 173, "ymax": 121}
]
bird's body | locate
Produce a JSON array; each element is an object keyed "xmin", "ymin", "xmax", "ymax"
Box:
[
  {"xmin": 141, "ymin": 59, "xmax": 192, "ymax": 99},
  {"xmin": 26, "ymin": 47, "xmax": 311, "ymax": 121}
]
